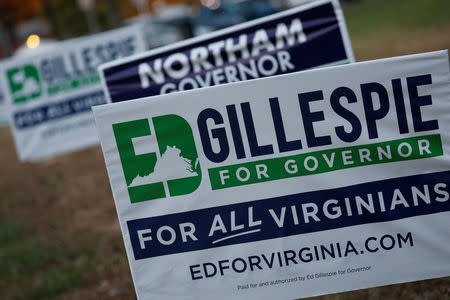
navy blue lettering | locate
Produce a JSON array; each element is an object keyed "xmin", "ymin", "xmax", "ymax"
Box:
[
  {"xmin": 204, "ymin": 262, "xmax": 217, "ymax": 278},
  {"xmin": 269, "ymin": 97, "xmax": 302, "ymax": 152},
  {"xmin": 218, "ymin": 260, "xmax": 230, "ymax": 275},
  {"xmin": 96, "ymin": 45, "xmax": 108, "ymax": 63},
  {"xmin": 124, "ymin": 37, "xmax": 136, "ymax": 56},
  {"xmin": 190, "ymin": 265, "xmax": 202, "ymax": 280},
  {"xmin": 330, "ymin": 86, "xmax": 361, "ymax": 143},
  {"xmin": 361, "ymin": 82, "xmax": 390, "ymax": 139},
  {"xmin": 298, "ymin": 91, "xmax": 331, "ymax": 147},
  {"xmin": 40, "ymin": 59, "xmax": 53, "ymax": 83},
  {"xmin": 82, "ymin": 48, "xmax": 94, "ymax": 72},
  {"xmin": 107, "ymin": 41, "xmax": 119, "ymax": 60},
  {"xmin": 392, "ymin": 79, "xmax": 409, "ymax": 134},
  {"xmin": 226, "ymin": 104, "xmax": 246, "ymax": 159},
  {"xmin": 69, "ymin": 53, "xmax": 83, "ymax": 76},
  {"xmin": 197, "ymin": 108, "xmax": 229, "ymax": 163},
  {"xmin": 241, "ymin": 102, "xmax": 274, "ymax": 157},
  {"xmin": 407, "ymin": 74, "xmax": 438, "ymax": 132}
]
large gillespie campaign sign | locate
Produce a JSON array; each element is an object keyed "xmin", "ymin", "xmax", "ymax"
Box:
[
  {"xmin": 93, "ymin": 50, "xmax": 450, "ymax": 299},
  {"xmin": 99, "ymin": 0, "xmax": 354, "ymax": 103},
  {"xmin": 0, "ymin": 24, "xmax": 146, "ymax": 161}
]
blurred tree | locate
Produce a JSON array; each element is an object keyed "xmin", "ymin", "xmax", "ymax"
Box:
[
  {"xmin": 41, "ymin": 0, "xmax": 61, "ymax": 39},
  {"xmin": 0, "ymin": 0, "xmax": 41, "ymax": 56},
  {"xmin": 77, "ymin": 0, "xmax": 101, "ymax": 33},
  {"xmin": 105, "ymin": 0, "xmax": 121, "ymax": 28},
  {"xmin": 0, "ymin": 0, "xmax": 199, "ymax": 57},
  {"xmin": 0, "ymin": 0, "xmax": 41, "ymax": 23},
  {"xmin": 44, "ymin": 0, "xmax": 90, "ymax": 38},
  {"xmin": 0, "ymin": 20, "xmax": 12, "ymax": 56}
]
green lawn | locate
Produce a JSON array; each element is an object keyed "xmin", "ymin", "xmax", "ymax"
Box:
[
  {"xmin": 344, "ymin": 0, "xmax": 450, "ymax": 59},
  {"xmin": 344, "ymin": 0, "xmax": 450, "ymax": 35}
]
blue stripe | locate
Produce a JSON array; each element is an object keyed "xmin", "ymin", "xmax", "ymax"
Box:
[
  {"xmin": 14, "ymin": 90, "xmax": 105, "ymax": 129},
  {"xmin": 127, "ymin": 170, "xmax": 450, "ymax": 260}
]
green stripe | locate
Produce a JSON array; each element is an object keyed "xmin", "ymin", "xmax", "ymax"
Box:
[
  {"xmin": 208, "ymin": 134, "xmax": 443, "ymax": 190},
  {"xmin": 47, "ymin": 73, "xmax": 100, "ymax": 96}
]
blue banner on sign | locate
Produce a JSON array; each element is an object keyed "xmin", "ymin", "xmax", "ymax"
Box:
[
  {"xmin": 103, "ymin": 2, "xmax": 353, "ymax": 103},
  {"xmin": 13, "ymin": 90, "xmax": 105, "ymax": 129},
  {"xmin": 127, "ymin": 171, "xmax": 450, "ymax": 260}
]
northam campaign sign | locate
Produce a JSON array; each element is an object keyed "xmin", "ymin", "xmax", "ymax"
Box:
[{"xmin": 99, "ymin": 0, "xmax": 354, "ymax": 103}]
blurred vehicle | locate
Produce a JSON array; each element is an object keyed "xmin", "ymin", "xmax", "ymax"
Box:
[
  {"xmin": 124, "ymin": 4, "xmax": 194, "ymax": 50},
  {"xmin": 124, "ymin": 0, "xmax": 336, "ymax": 49},
  {"xmin": 142, "ymin": 20, "xmax": 186, "ymax": 49},
  {"xmin": 194, "ymin": 0, "xmax": 283, "ymax": 36}
]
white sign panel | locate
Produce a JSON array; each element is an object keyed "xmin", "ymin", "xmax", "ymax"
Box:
[
  {"xmin": 0, "ymin": 24, "xmax": 146, "ymax": 161},
  {"xmin": 93, "ymin": 51, "xmax": 450, "ymax": 299}
]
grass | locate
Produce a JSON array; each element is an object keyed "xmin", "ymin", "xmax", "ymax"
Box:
[
  {"xmin": 0, "ymin": 218, "xmax": 86, "ymax": 299},
  {"xmin": 0, "ymin": 126, "xmax": 133, "ymax": 299},
  {"xmin": 344, "ymin": 0, "xmax": 450, "ymax": 35},
  {"xmin": 343, "ymin": 0, "xmax": 450, "ymax": 60},
  {"xmin": 0, "ymin": 0, "xmax": 449, "ymax": 299},
  {"xmin": 22, "ymin": 266, "xmax": 82, "ymax": 300}
]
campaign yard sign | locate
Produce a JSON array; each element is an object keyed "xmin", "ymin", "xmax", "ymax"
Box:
[
  {"xmin": 0, "ymin": 24, "xmax": 146, "ymax": 161},
  {"xmin": 99, "ymin": 0, "xmax": 354, "ymax": 103},
  {"xmin": 93, "ymin": 51, "xmax": 450, "ymax": 300}
]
